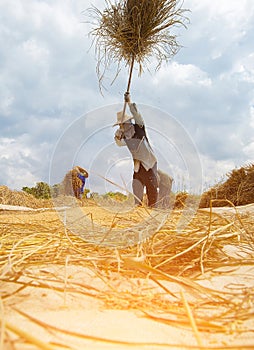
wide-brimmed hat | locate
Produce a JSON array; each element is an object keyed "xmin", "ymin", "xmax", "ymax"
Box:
[{"xmin": 113, "ymin": 111, "xmax": 132, "ymax": 126}]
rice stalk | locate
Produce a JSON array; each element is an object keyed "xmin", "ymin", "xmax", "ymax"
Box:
[
  {"xmin": 141, "ymin": 311, "xmax": 229, "ymax": 333},
  {"xmin": 15, "ymin": 306, "xmax": 254, "ymax": 349},
  {"xmin": 7, "ymin": 233, "xmax": 54, "ymax": 271},
  {"xmin": 12, "ymin": 307, "xmax": 181, "ymax": 348},
  {"xmin": 1, "ymin": 319, "xmax": 56, "ymax": 350},
  {"xmin": 180, "ymin": 289, "xmax": 203, "ymax": 347},
  {"xmin": 122, "ymin": 258, "xmax": 231, "ymax": 300},
  {"xmin": 86, "ymin": 0, "xmax": 189, "ymax": 90},
  {"xmin": 154, "ymin": 222, "xmax": 234, "ymax": 270}
]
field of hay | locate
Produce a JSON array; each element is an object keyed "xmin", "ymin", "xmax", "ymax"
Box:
[{"xmin": 1, "ymin": 189, "xmax": 254, "ymax": 349}]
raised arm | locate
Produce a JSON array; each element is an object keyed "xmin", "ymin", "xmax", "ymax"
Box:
[
  {"xmin": 75, "ymin": 166, "xmax": 89, "ymax": 178},
  {"xmin": 124, "ymin": 92, "xmax": 144, "ymax": 126}
]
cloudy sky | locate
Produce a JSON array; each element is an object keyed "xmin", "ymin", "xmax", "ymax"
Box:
[{"xmin": 0, "ymin": 0, "xmax": 254, "ymax": 194}]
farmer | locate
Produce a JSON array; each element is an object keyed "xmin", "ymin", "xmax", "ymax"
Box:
[
  {"xmin": 73, "ymin": 166, "xmax": 89, "ymax": 199},
  {"xmin": 114, "ymin": 92, "xmax": 158, "ymax": 207}
]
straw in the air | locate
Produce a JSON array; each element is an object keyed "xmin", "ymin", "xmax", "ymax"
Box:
[{"xmin": 87, "ymin": 0, "xmax": 189, "ymax": 87}]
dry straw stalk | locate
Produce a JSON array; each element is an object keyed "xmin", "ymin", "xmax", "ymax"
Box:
[{"xmin": 87, "ymin": 0, "xmax": 189, "ymax": 89}]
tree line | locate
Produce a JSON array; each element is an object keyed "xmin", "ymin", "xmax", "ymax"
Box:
[{"xmin": 22, "ymin": 182, "xmax": 125, "ymax": 201}]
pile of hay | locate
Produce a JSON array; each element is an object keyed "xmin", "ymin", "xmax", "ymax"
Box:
[
  {"xmin": 0, "ymin": 185, "xmax": 52, "ymax": 209},
  {"xmin": 200, "ymin": 163, "xmax": 254, "ymax": 208},
  {"xmin": 60, "ymin": 170, "xmax": 75, "ymax": 197}
]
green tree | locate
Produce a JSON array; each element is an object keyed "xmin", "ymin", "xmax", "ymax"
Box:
[
  {"xmin": 22, "ymin": 186, "xmax": 34, "ymax": 196},
  {"xmin": 103, "ymin": 191, "xmax": 127, "ymax": 201},
  {"xmin": 34, "ymin": 182, "xmax": 51, "ymax": 199},
  {"xmin": 22, "ymin": 182, "xmax": 51, "ymax": 199}
]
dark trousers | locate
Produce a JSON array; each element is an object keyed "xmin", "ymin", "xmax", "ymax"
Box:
[{"xmin": 132, "ymin": 163, "xmax": 158, "ymax": 207}]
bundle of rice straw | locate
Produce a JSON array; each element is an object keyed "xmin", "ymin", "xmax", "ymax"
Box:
[
  {"xmin": 87, "ymin": 0, "xmax": 188, "ymax": 90},
  {"xmin": 61, "ymin": 166, "xmax": 88, "ymax": 199}
]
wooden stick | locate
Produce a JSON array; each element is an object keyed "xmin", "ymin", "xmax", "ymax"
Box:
[{"xmin": 121, "ymin": 55, "xmax": 135, "ymax": 124}]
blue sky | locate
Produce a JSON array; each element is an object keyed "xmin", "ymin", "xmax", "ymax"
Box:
[{"xmin": 0, "ymin": 0, "xmax": 254, "ymax": 194}]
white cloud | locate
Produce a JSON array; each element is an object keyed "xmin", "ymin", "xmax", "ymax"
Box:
[
  {"xmin": 0, "ymin": 0, "xmax": 254, "ymax": 192},
  {"xmin": 153, "ymin": 62, "xmax": 212, "ymax": 87},
  {"xmin": 243, "ymin": 141, "xmax": 254, "ymax": 159},
  {"xmin": 234, "ymin": 53, "xmax": 254, "ymax": 83},
  {"xmin": 187, "ymin": 0, "xmax": 253, "ymax": 32},
  {"xmin": 0, "ymin": 95, "xmax": 15, "ymax": 116},
  {"xmin": 22, "ymin": 38, "xmax": 50, "ymax": 62},
  {"xmin": 0, "ymin": 136, "xmax": 42, "ymax": 188},
  {"xmin": 200, "ymin": 155, "xmax": 236, "ymax": 189},
  {"xmin": 250, "ymin": 105, "xmax": 254, "ymax": 128}
]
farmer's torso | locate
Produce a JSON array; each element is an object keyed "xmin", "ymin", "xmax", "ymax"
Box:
[{"xmin": 124, "ymin": 124, "xmax": 157, "ymax": 171}]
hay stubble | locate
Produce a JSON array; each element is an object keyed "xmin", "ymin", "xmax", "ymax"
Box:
[{"xmin": 1, "ymin": 202, "xmax": 254, "ymax": 349}]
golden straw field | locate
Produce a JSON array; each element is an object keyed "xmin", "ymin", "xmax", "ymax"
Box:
[
  {"xmin": 1, "ymin": 0, "xmax": 253, "ymax": 348},
  {"xmin": 1, "ymin": 190, "xmax": 254, "ymax": 349}
]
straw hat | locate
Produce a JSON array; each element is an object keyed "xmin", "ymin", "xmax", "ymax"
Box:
[{"xmin": 113, "ymin": 111, "xmax": 132, "ymax": 126}]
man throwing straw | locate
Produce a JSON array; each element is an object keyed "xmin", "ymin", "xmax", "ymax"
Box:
[{"xmin": 114, "ymin": 93, "xmax": 158, "ymax": 207}]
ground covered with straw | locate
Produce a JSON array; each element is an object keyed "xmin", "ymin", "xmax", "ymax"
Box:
[{"xmin": 1, "ymin": 195, "xmax": 254, "ymax": 349}]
